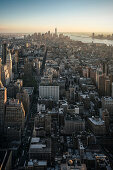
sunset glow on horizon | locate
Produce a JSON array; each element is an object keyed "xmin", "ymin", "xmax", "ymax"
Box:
[{"xmin": 0, "ymin": 0, "xmax": 113, "ymax": 33}]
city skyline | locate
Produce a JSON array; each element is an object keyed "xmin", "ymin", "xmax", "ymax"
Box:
[
  {"xmin": 1, "ymin": 3, "xmax": 113, "ymax": 168},
  {"xmin": 0, "ymin": 0, "xmax": 113, "ymax": 33}
]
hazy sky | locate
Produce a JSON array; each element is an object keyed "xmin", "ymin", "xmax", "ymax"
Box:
[{"xmin": 0, "ymin": 0, "xmax": 113, "ymax": 33}]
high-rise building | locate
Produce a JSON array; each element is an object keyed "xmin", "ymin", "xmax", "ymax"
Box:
[
  {"xmin": 5, "ymin": 99, "xmax": 25, "ymax": 130},
  {"xmin": 45, "ymin": 114, "xmax": 51, "ymax": 134},
  {"xmin": 110, "ymin": 74, "xmax": 113, "ymax": 84},
  {"xmin": 69, "ymin": 85, "xmax": 75, "ymax": 101},
  {"xmin": 6, "ymin": 52, "xmax": 13, "ymax": 81},
  {"xmin": 24, "ymin": 58, "xmax": 33, "ymax": 76},
  {"xmin": 89, "ymin": 67, "xmax": 96, "ymax": 84},
  {"xmin": 0, "ymin": 82, "xmax": 7, "ymax": 132},
  {"xmin": 1, "ymin": 64, "xmax": 10, "ymax": 86},
  {"xmin": 92, "ymin": 32, "xmax": 95, "ymax": 38},
  {"xmin": 0, "ymin": 58, "xmax": 1, "ymax": 81},
  {"xmin": 55, "ymin": 28, "xmax": 57, "ymax": 36},
  {"xmin": 105, "ymin": 79, "xmax": 111, "ymax": 96},
  {"xmin": 48, "ymin": 30, "xmax": 50, "ymax": 36},
  {"xmin": 102, "ymin": 62, "xmax": 105, "ymax": 74},
  {"xmin": 14, "ymin": 50, "xmax": 19, "ymax": 73},
  {"xmin": 96, "ymin": 68, "xmax": 102, "ymax": 87},
  {"xmin": 101, "ymin": 97, "xmax": 113, "ymax": 116},
  {"xmin": 98, "ymin": 74, "xmax": 105, "ymax": 95},
  {"xmin": 102, "ymin": 109, "xmax": 109, "ymax": 132},
  {"xmin": 105, "ymin": 63, "xmax": 109, "ymax": 76},
  {"xmin": 16, "ymin": 88, "xmax": 30, "ymax": 116},
  {"xmin": 112, "ymin": 82, "xmax": 113, "ymax": 98},
  {"xmin": 2, "ymin": 43, "xmax": 7, "ymax": 65}
]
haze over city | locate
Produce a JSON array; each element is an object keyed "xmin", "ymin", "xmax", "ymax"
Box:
[
  {"xmin": 0, "ymin": 0, "xmax": 113, "ymax": 33},
  {"xmin": 1, "ymin": 0, "xmax": 113, "ymax": 170}
]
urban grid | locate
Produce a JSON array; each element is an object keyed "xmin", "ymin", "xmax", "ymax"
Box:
[{"xmin": 0, "ymin": 0, "xmax": 113, "ymax": 170}]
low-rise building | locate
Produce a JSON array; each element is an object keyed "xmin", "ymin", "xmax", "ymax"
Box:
[
  {"xmin": 88, "ymin": 116, "xmax": 106, "ymax": 135},
  {"xmin": 26, "ymin": 160, "xmax": 47, "ymax": 170},
  {"xmin": 29, "ymin": 137, "xmax": 51, "ymax": 163},
  {"xmin": 63, "ymin": 115, "xmax": 85, "ymax": 134},
  {"xmin": 101, "ymin": 96, "xmax": 113, "ymax": 116},
  {"xmin": 39, "ymin": 84, "xmax": 59, "ymax": 101}
]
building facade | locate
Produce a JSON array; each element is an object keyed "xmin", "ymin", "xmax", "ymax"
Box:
[
  {"xmin": 0, "ymin": 83, "xmax": 7, "ymax": 132},
  {"xmin": 5, "ymin": 99, "xmax": 25, "ymax": 130},
  {"xmin": 39, "ymin": 85, "xmax": 59, "ymax": 101}
]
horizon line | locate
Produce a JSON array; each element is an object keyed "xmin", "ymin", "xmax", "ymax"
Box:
[{"xmin": 0, "ymin": 31, "xmax": 113, "ymax": 34}]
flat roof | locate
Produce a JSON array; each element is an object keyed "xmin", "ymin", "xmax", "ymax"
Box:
[
  {"xmin": 31, "ymin": 137, "xmax": 40, "ymax": 143},
  {"xmin": 38, "ymin": 161, "xmax": 47, "ymax": 166},
  {"xmin": 89, "ymin": 117, "xmax": 105, "ymax": 125},
  {"xmin": 28, "ymin": 160, "xmax": 47, "ymax": 166},
  {"xmin": 30, "ymin": 144, "xmax": 46, "ymax": 149}
]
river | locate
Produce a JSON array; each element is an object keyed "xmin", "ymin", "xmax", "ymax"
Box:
[{"xmin": 63, "ymin": 33, "xmax": 113, "ymax": 46}]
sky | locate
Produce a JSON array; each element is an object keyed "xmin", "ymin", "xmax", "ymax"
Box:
[{"xmin": 0, "ymin": 0, "xmax": 113, "ymax": 33}]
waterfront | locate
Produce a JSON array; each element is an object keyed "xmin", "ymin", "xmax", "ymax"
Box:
[{"xmin": 63, "ymin": 33, "xmax": 113, "ymax": 46}]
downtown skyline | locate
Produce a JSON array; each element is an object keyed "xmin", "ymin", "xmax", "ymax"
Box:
[
  {"xmin": 0, "ymin": 0, "xmax": 113, "ymax": 33},
  {"xmin": 1, "ymin": 1, "xmax": 113, "ymax": 169}
]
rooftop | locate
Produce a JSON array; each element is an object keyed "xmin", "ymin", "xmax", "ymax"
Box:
[
  {"xmin": 28, "ymin": 160, "xmax": 47, "ymax": 166},
  {"xmin": 89, "ymin": 117, "xmax": 105, "ymax": 125},
  {"xmin": 102, "ymin": 96, "xmax": 113, "ymax": 101},
  {"xmin": 30, "ymin": 144, "xmax": 46, "ymax": 149},
  {"xmin": 31, "ymin": 137, "xmax": 40, "ymax": 143},
  {"xmin": 23, "ymin": 87, "xmax": 34, "ymax": 95},
  {"xmin": 39, "ymin": 82, "xmax": 59, "ymax": 86}
]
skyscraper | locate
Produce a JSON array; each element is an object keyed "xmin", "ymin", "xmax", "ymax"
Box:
[
  {"xmin": 1, "ymin": 64, "xmax": 10, "ymax": 86},
  {"xmin": 102, "ymin": 62, "xmax": 105, "ymax": 74},
  {"xmin": 6, "ymin": 52, "xmax": 13, "ymax": 81},
  {"xmin": 24, "ymin": 58, "xmax": 33, "ymax": 76},
  {"xmin": 92, "ymin": 32, "xmax": 95, "ymax": 38},
  {"xmin": 0, "ymin": 82, "xmax": 7, "ymax": 132},
  {"xmin": 0, "ymin": 58, "xmax": 1, "ymax": 81},
  {"xmin": 5, "ymin": 99, "xmax": 25, "ymax": 130},
  {"xmin": 55, "ymin": 28, "xmax": 57, "ymax": 36},
  {"xmin": 105, "ymin": 79, "xmax": 111, "ymax": 96},
  {"xmin": 2, "ymin": 43, "xmax": 7, "ymax": 65},
  {"xmin": 15, "ymin": 50, "xmax": 19, "ymax": 73},
  {"xmin": 105, "ymin": 63, "xmax": 109, "ymax": 76},
  {"xmin": 98, "ymin": 74, "xmax": 105, "ymax": 96}
]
